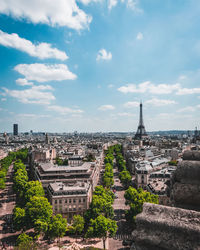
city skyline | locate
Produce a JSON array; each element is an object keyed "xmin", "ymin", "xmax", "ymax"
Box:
[{"xmin": 0, "ymin": 0, "xmax": 200, "ymax": 132}]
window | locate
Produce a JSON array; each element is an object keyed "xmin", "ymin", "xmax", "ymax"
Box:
[
  {"xmin": 79, "ymin": 199, "xmax": 81, "ymax": 203},
  {"xmin": 83, "ymin": 198, "xmax": 85, "ymax": 202},
  {"xmin": 55, "ymin": 200, "xmax": 57, "ymax": 204},
  {"xmin": 73, "ymin": 207, "xmax": 76, "ymax": 211},
  {"xmin": 69, "ymin": 199, "xmax": 71, "ymax": 203},
  {"xmin": 65, "ymin": 200, "xmax": 67, "ymax": 203},
  {"xmin": 73, "ymin": 199, "xmax": 76, "ymax": 203},
  {"xmin": 59, "ymin": 200, "xmax": 62, "ymax": 204}
]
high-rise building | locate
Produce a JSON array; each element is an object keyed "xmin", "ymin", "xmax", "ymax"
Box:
[
  {"xmin": 13, "ymin": 124, "xmax": 18, "ymax": 136},
  {"xmin": 134, "ymin": 102, "xmax": 147, "ymax": 140}
]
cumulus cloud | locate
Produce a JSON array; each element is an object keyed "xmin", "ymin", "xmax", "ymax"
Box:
[
  {"xmin": 108, "ymin": 0, "xmax": 142, "ymax": 11},
  {"xmin": 47, "ymin": 105, "xmax": 83, "ymax": 114},
  {"xmin": 79, "ymin": 0, "xmax": 102, "ymax": 4},
  {"xmin": 136, "ymin": 32, "xmax": 143, "ymax": 40},
  {"xmin": 145, "ymin": 98, "xmax": 177, "ymax": 106},
  {"xmin": 14, "ymin": 63, "xmax": 77, "ymax": 83},
  {"xmin": 98, "ymin": 105, "xmax": 115, "ymax": 111},
  {"xmin": 176, "ymin": 87, "xmax": 200, "ymax": 95},
  {"xmin": 108, "ymin": 0, "xmax": 118, "ymax": 9},
  {"xmin": 118, "ymin": 81, "xmax": 180, "ymax": 94},
  {"xmin": 96, "ymin": 49, "xmax": 112, "ymax": 61},
  {"xmin": 123, "ymin": 101, "xmax": 139, "ymax": 108},
  {"xmin": 0, "ymin": 0, "xmax": 92, "ymax": 31},
  {"xmin": 3, "ymin": 85, "xmax": 55, "ymax": 105},
  {"xmin": 16, "ymin": 78, "xmax": 34, "ymax": 86},
  {"xmin": 0, "ymin": 30, "xmax": 68, "ymax": 60}
]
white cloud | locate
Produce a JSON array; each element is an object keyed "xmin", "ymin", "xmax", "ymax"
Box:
[
  {"xmin": 17, "ymin": 113, "xmax": 50, "ymax": 118},
  {"xmin": 108, "ymin": 0, "xmax": 118, "ymax": 9},
  {"xmin": 177, "ymin": 106, "xmax": 196, "ymax": 113},
  {"xmin": 136, "ymin": 32, "xmax": 143, "ymax": 40},
  {"xmin": 145, "ymin": 98, "xmax": 177, "ymax": 106},
  {"xmin": 176, "ymin": 87, "xmax": 200, "ymax": 95},
  {"xmin": 16, "ymin": 78, "xmax": 34, "ymax": 86},
  {"xmin": 118, "ymin": 81, "xmax": 180, "ymax": 94},
  {"xmin": 79, "ymin": 0, "xmax": 101, "ymax": 4},
  {"xmin": 126, "ymin": 0, "xmax": 143, "ymax": 12},
  {"xmin": 0, "ymin": 0, "xmax": 92, "ymax": 31},
  {"xmin": 96, "ymin": 49, "xmax": 112, "ymax": 61},
  {"xmin": 1, "ymin": 98, "xmax": 6, "ymax": 102},
  {"xmin": 108, "ymin": 0, "xmax": 142, "ymax": 11},
  {"xmin": 14, "ymin": 63, "xmax": 77, "ymax": 83},
  {"xmin": 123, "ymin": 101, "xmax": 139, "ymax": 108},
  {"xmin": 98, "ymin": 105, "xmax": 115, "ymax": 111},
  {"xmin": 0, "ymin": 30, "xmax": 68, "ymax": 60},
  {"xmin": 47, "ymin": 105, "xmax": 83, "ymax": 114},
  {"xmin": 3, "ymin": 85, "xmax": 55, "ymax": 105}
]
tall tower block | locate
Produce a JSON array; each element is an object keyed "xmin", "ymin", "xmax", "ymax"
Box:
[
  {"xmin": 134, "ymin": 102, "xmax": 147, "ymax": 140},
  {"xmin": 13, "ymin": 124, "xmax": 18, "ymax": 136}
]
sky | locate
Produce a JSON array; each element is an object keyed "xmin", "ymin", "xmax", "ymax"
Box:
[{"xmin": 0, "ymin": 0, "xmax": 200, "ymax": 133}]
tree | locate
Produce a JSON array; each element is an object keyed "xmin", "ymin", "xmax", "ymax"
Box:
[
  {"xmin": 26, "ymin": 196, "xmax": 52, "ymax": 227},
  {"xmin": 119, "ymin": 170, "xmax": 132, "ymax": 188},
  {"xmin": 93, "ymin": 186, "xmax": 114, "ymax": 204},
  {"xmin": 34, "ymin": 219, "xmax": 48, "ymax": 238},
  {"xmin": 85, "ymin": 215, "xmax": 117, "ymax": 249},
  {"xmin": 16, "ymin": 233, "xmax": 33, "ymax": 246},
  {"xmin": 13, "ymin": 207, "xmax": 26, "ymax": 231},
  {"xmin": 48, "ymin": 214, "xmax": 67, "ymax": 242},
  {"xmin": 70, "ymin": 215, "xmax": 85, "ymax": 236},
  {"xmin": 0, "ymin": 178, "xmax": 5, "ymax": 189},
  {"xmin": 89, "ymin": 195, "xmax": 114, "ymax": 219},
  {"xmin": 24, "ymin": 181, "xmax": 45, "ymax": 203},
  {"xmin": 124, "ymin": 187, "xmax": 159, "ymax": 224},
  {"xmin": 55, "ymin": 157, "xmax": 63, "ymax": 166},
  {"xmin": 13, "ymin": 161, "xmax": 26, "ymax": 173},
  {"xmin": 13, "ymin": 169, "xmax": 28, "ymax": 197}
]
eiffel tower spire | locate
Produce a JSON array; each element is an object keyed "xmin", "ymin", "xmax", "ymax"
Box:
[{"xmin": 134, "ymin": 102, "xmax": 147, "ymax": 139}]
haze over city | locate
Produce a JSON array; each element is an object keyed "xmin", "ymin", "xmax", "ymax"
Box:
[{"xmin": 0, "ymin": 0, "xmax": 200, "ymax": 132}]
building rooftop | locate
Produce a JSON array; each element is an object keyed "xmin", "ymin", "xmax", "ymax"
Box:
[{"xmin": 39, "ymin": 162, "xmax": 93, "ymax": 173}]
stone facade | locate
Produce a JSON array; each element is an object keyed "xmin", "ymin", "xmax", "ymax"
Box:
[
  {"xmin": 132, "ymin": 203, "xmax": 200, "ymax": 250},
  {"xmin": 171, "ymin": 150, "xmax": 200, "ymax": 210}
]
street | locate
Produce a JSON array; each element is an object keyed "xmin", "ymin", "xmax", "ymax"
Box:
[
  {"xmin": 0, "ymin": 164, "xmax": 17, "ymax": 248},
  {"xmin": 108, "ymin": 167, "xmax": 132, "ymax": 250}
]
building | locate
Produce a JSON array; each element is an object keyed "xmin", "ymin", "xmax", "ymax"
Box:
[
  {"xmin": 135, "ymin": 157, "xmax": 169, "ymax": 189},
  {"xmin": 29, "ymin": 147, "xmax": 56, "ymax": 163},
  {"xmin": 32, "ymin": 161, "xmax": 99, "ymax": 190},
  {"xmin": 47, "ymin": 181, "xmax": 92, "ymax": 221},
  {"xmin": 13, "ymin": 124, "xmax": 18, "ymax": 136}
]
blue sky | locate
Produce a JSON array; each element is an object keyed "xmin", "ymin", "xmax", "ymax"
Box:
[{"xmin": 0, "ymin": 0, "xmax": 200, "ymax": 132}]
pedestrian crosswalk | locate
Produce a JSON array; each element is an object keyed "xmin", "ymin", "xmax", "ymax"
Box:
[{"xmin": 113, "ymin": 234, "xmax": 133, "ymax": 240}]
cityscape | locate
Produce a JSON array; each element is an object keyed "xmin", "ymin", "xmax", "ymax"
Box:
[{"xmin": 0, "ymin": 1, "xmax": 200, "ymax": 250}]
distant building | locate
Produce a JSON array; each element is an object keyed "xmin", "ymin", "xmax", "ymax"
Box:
[{"xmin": 13, "ymin": 124, "xmax": 18, "ymax": 136}]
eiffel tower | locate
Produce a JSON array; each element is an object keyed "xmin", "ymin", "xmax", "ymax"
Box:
[{"xmin": 134, "ymin": 102, "xmax": 147, "ymax": 139}]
